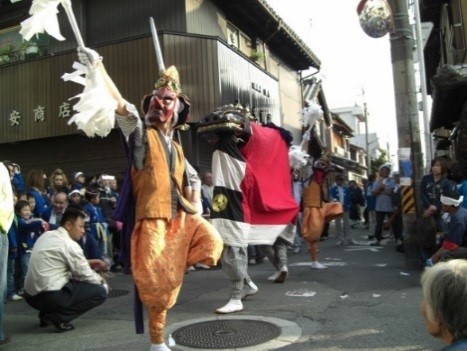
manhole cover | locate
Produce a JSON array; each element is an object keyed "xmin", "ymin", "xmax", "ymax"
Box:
[
  {"xmin": 107, "ymin": 288, "xmax": 129, "ymax": 298},
  {"xmin": 172, "ymin": 319, "xmax": 281, "ymax": 349}
]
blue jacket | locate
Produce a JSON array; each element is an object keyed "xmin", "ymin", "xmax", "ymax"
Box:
[
  {"xmin": 329, "ymin": 185, "xmax": 351, "ymax": 212},
  {"xmin": 443, "ymin": 206, "xmax": 467, "ymax": 248},
  {"xmin": 420, "ymin": 174, "xmax": 454, "ymax": 212},
  {"xmin": 17, "ymin": 216, "xmax": 43, "ymax": 253},
  {"xmin": 11, "ymin": 173, "xmax": 26, "ymax": 194},
  {"xmin": 365, "ymin": 181, "xmax": 376, "ymax": 211},
  {"xmin": 83, "ymin": 202, "xmax": 107, "ymax": 242},
  {"xmin": 456, "ymin": 181, "xmax": 467, "ymax": 209},
  {"xmin": 7, "ymin": 216, "xmax": 19, "ymax": 259},
  {"xmin": 27, "ymin": 188, "xmax": 50, "ymax": 217},
  {"xmin": 41, "ymin": 207, "xmax": 61, "ymax": 230},
  {"xmin": 78, "ymin": 232, "xmax": 102, "ymax": 260}
]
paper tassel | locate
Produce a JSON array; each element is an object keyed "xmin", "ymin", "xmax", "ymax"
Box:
[
  {"xmin": 62, "ymin": 62, "xmax": 117, "ymax": 137},
  {"xmin": 289, "ymin": 145, "xmax": 310, "ymax": 170},
  {"xmin": 301, "ymin": 100, "xmax": 323, "ymax": 128},
  {"xmin": 19, "ymin": 0, "xmax": 66, "ymax": 41}
]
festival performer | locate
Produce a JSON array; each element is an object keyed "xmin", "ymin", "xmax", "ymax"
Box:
[
  {"xmin": 197, "ymin": 104, "xmax": 299, "ymax": 314},
  {"xmin": 301, "ymin": 154, "xmax": 343, "ymax": 269},
  {"xmin": 291, "ymin": 101, "xmax": 343, "ymax": 269},
  {"xmin": 77, "ymin": 46, "xmax": 223, "ymax": 351},
  {"xmin": 17, "ymin": 5, "xmax": 221, "ymax": 349}
]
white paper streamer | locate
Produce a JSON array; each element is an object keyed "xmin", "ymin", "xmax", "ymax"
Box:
[
  {"xmin": 289, "ymin": 145, "xmax": 309, "ymax": 170},
  {"xmin": 301, "ymin": 100, "xmax": 323, "ymax": 128},
  {"xmin": 62, "ymin": 62, "xmax": 117, "ymax": 137},
  {"xmin": 19, "ymin": 0, "xmax": 66, "ymax": 41}
]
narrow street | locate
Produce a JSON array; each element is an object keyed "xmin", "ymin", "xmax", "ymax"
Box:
[{"xmin": 3, "ymin": 224, "xmax": 440, "ymax": 351}]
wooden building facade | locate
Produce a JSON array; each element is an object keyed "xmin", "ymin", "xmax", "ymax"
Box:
[{"xmin": 0, "ymin": 0, "xmax": 319, "ymax": 178}]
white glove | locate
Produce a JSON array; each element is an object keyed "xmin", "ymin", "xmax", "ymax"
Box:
[{"xmin": 77, "ymin": 47, "xmax": 102, "ymax": 68}]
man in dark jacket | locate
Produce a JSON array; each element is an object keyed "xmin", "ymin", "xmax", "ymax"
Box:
[
  {"xmin": 41, "ymin": 191, "xmax": 68, "ymax": 230},
  {"xmin": 349, "ymin": 180, "xmax": 365, "ymax": 229},
  {"xmin": 426, "ymin": 188, "xmax": 467, "ymax": 266}
]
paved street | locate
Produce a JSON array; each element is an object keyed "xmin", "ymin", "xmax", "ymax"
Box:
[{"xmin": 2, "ymin": 225, "xmax": 441, "ymax": 351}]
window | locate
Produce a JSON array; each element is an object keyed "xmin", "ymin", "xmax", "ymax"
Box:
[
  {"xmin": 0, "ymin": 26, "xmax": 48, "ymax": 65},
  {"xmin": 227, "ymin": 23, "xmax": 239, "ymax": 48}
]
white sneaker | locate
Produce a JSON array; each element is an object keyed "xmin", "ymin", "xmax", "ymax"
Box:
[
  {"xmin": 248, "ymin": 259, "xmax": 256, "ymax": 265},
  {"xmin": 8, "ymin": 294, "xmax": 22, "ymax": 301},
  {"xmin": 336, "ymin": 240, "xmax": 344, "ymax": 246},
  {"xmin": 195, "ymin": 263, "xmax": 210, "ymax": 269},
  {"xmin": 267, "ymin": 271, "xmax": 281, "ymax": 281},
  {"xmin": 241, "ymin": 281, "xmax": 258, "ymax": 299},
  {"xmin": 150, "ymin": 342, "xmax": 171, "ymax": 351},
  {"xmin": 310, "ymin": 261, "xmax": 328, "ymax": 270},
  {"xmin": 274, "ymin": 266, "xmax": 288, "ymax": 283},
  {"xmin": 347, "ymin": 239, "xmax": 359, "ymax": 245},
  {"xmin": 216, "ymin": 299, "xmax": 243, "ymax": 314}
]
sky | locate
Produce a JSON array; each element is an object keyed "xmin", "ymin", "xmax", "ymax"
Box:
[{"xmin": 266, "ymin": 0, "xmax": 399, "ymax": 160}]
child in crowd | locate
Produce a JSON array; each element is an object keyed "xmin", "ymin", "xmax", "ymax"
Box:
[
  {"xmin": 78, "ymin": 217, "xmax": 110, "ymax": 273},
  {"xmin": 83, "ymin": 185, "xmax": 108, "ymax": 258},
  {"xmin": 71, "ymin": 171, "xmax": 86, "ymax": 191},
  {"xmin": 6, "ymin": 192, "xmax": 21, "ymax": 301},
  {"xmin": 68, "ymin": 189, "xmax": 84, "ymax": 206},
  {"xmin": 26, "ymin": 193, "xmax": 36, "ymax": 215},
  {"xmin": 15, "ymin": 200, "xmax": 48, "ymax": 293}
]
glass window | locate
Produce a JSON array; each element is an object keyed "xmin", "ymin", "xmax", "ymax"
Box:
[
  {"xmin": 227, "ymin": 23, "xmax": 239, "ymax": 48},
  {"xmin": 0, "ymin": 26, "xmax": 48, "ymax": 65}
]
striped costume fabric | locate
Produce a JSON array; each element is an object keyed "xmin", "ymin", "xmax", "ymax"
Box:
[{"xmin": 211, "ymin": 123, "xmax": 298, "ymax": 247}]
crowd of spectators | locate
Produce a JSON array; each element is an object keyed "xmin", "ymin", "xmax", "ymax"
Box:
[{"xmin": 3, "ymin": 160, "xmax": 122, "ymax": 303}]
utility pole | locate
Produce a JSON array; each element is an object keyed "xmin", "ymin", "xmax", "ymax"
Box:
[
  {"xmin": 362, "ymin": 88, "xmax": 371, "ymax": 177},
  {"xmin": 413, "ymin": 0, "xmax": 433, "ymax": 164},
  {"xmin": 388, "ymin": 0, "xmax": 425, "ymax": 269}
]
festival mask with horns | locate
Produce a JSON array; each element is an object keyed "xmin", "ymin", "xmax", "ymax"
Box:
[
  {"xmin": 141, "ymin": 66, "xmax": 191, "ymax": 128},
  {"xmin": 141, "ymin": 18, "xmax": 190, "ymax": 128}
]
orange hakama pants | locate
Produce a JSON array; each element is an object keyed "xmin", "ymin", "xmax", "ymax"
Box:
[
  {"xmin": 131, "ymin": 211, "xmax": 223, "ymax": 343},
  {"xmin": 301, "ymin": 182, "xmax": 343, "ymax": 261}
]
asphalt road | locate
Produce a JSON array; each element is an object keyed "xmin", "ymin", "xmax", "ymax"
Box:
[{"xmin": 2, "ymin": 224, "xmax": 442, "ymax": 351}]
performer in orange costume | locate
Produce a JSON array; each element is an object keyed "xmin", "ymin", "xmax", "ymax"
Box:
[
  {"xmin": 301, "ymin": 155, "xmax": 343, "ymax": 269},
  {"xmin": 78, "ymin": 48, "xmax": 223, "ymax": 351}
]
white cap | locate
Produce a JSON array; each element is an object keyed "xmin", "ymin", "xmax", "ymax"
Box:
[{"xmin": 68, "ymin": 189, "xmax": 82, "ymax": 198}]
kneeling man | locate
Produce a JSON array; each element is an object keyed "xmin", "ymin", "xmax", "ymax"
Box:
[{"xmin": 24, "ymin": 206, "xmax": 108, "ymax": 332}]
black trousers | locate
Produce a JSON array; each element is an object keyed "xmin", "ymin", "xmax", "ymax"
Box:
[
  {"xmin": 373, "ymin": 211, "xmax": 392, "ymax": 241},
  {"xmin": 25, "ymin": 280, "xmax": 107, "ymax": 323},
  {"xmin": 391, "ymin": 213, "xmax": 403, "ymax": 241}
]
